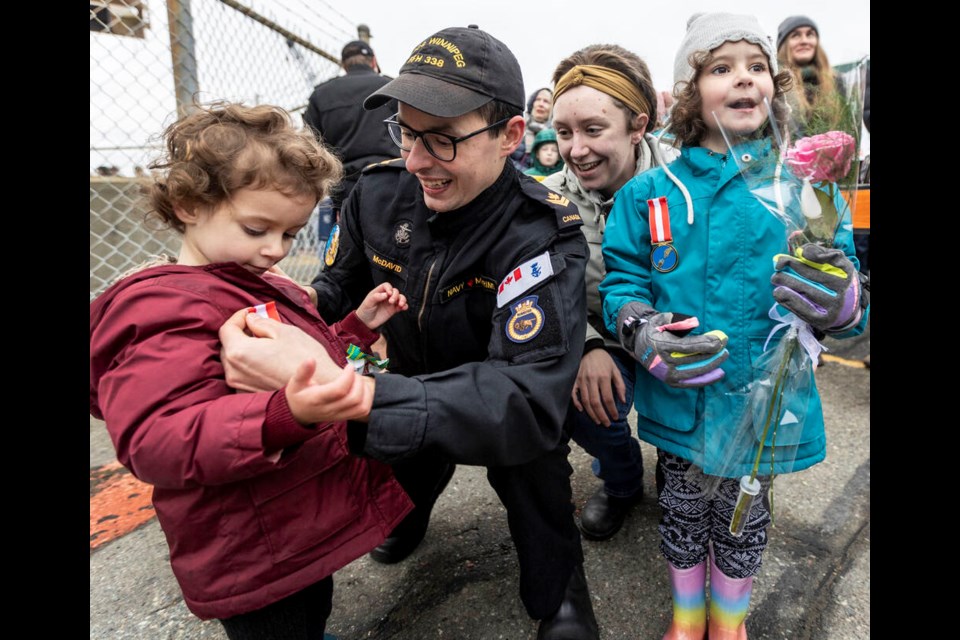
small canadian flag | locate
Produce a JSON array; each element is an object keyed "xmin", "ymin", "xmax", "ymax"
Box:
[
  {"xmin": 496, "ymin": 251, "xmax": 553, "ymax": 308},
  {"xmin": 247, "ymin": 300, "xmax": 281, "ymax": 321}
]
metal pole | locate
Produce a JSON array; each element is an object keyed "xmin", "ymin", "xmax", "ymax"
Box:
[{"xmin": 166, "ymin": 0, "xmax": 200, "ymax": 117}]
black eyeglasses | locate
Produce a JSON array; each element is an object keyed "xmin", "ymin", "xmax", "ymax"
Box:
[{"xmin": 383, "ymin": 114, "xmax": 511, "ymax": 162}]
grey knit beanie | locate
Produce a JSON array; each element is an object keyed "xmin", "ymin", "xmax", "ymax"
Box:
[
  {"xmin": 777, "ymin": 15, "xmax": 819, "ymax": 50},
  {"xmin": 673, "ymin": 12, "xmax": 778, "ymax": 86}
]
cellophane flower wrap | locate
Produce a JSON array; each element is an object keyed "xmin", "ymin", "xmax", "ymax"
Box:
[{"xmin": 703, "ymin": 60, "xmax": 867, "ymax": 536}]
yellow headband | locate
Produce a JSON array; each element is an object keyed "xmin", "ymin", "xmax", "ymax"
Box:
[{"xmin": 553, "ymin": 64, "xmax": 652, "ymax": 118}]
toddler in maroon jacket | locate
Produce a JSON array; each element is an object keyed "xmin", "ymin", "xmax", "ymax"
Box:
[{"xmin": 89, "ymin": 102, "xmax": 412, "ymax": 639}]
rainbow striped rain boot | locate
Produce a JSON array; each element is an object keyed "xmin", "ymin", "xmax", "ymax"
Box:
[
  {"xmin": 707, "ymin": 553, "xmax": 752, "ymax": 640},
  {"xmin": 662, "ymin": 561, "xmax": 706, "ymax": 640}
]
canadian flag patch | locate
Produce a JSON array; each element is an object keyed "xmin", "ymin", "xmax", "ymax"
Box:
[{"xmin": 496, "ymin": 251, "xmax": 554, "ymax": 308}]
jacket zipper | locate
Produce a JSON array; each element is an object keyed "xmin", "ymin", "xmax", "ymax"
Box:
[{"xmin": 417, "ymin": 258, "xmax": 437, "ymax": 331}]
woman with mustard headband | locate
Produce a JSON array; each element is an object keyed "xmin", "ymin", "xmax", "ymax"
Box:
[{"xmin": 542, "ymin": 45, "xmax": 677, "ymax": 543}]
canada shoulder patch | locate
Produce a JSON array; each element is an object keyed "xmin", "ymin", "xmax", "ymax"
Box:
[{"xmin": 522, "ymin": 180, "xmax": 582, "ymax": 230}]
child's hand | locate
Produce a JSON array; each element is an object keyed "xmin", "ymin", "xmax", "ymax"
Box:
[
  {"xmin": 617, "ymin": 301, "xmax": 729, "ymax": 388},
  {"xmin": 771, "ymin": 244, "xmax": 865, "ymax": 332},
  {"xmin": 356, "ymin": 283, "xmax": 408, "ymax": 330},
  {"xmin": 285, "ymin": 358, "xmax": 374, "ymax": 425}
]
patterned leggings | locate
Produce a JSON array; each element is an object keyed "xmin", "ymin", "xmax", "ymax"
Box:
[{"xmin": 657, "ymin": 450, "xmax": 771, "ymax": 579}]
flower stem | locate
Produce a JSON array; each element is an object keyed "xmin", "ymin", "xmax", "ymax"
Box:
[
  {"xmin": 829, "ymin": 182, "xmax": 844, "ymax": 242},
  {"xmin": 730, "ymin": 334, "xmax": 799, "ymax": 535},
  {"xmin": 748, "ymin": 336, "xmax": 798, "ymax": 483},
  {"xmin": 766, "ymin": 363, "xmax": 789, "ymax": 525}
]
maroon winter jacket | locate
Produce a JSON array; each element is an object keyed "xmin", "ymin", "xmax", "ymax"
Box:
[{"xmin": 89, "ymin": 262, "xmax": 412, "ymax": 619}]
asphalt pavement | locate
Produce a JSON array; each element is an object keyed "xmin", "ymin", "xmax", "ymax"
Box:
[{"xmin": 90, "ymin": 321, "xmax": 869, "ymax": 640}]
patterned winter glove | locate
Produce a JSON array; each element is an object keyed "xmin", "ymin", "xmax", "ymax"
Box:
[
  {"xmin": 616, "ymin": 301, "xmax": 729, "ymax": 388},
  {"xmin": 771, "ymin": 243, "xmax": 865, "ymax": 332}
]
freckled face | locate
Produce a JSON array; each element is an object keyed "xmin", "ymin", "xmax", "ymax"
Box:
[{"xmin": 552, "ymin": 85, "xmax": 644, "ymax": 198}]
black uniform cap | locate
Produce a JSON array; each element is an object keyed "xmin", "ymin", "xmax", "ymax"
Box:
[
  {"xmin": 363, "ymin": 25, "xmax": 524, "ymax": 118},
  {"xmin": 342, "ymin": 40, "xmax": 374, "ymax": 61}
]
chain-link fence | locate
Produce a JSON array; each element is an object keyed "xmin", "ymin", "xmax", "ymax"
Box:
[{"xmin": 90, "ymin": 0, "xmax": 365, "ymax": 300}]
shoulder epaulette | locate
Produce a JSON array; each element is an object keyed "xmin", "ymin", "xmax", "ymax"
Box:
[
  {"xmin": 361, "ymin": 157, "xmax": 406, "ymax": 173},
  {"xmin": 521, "ymin": 177, "xmax": 583, "ymax": 230}
]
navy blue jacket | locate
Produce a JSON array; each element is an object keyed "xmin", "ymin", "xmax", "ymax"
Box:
[
  {"xmin": 303, "ymin": 65, "xmax": 398, "ymax": 209},
  {"xmin": 311, "ymin": 160, "xmax": 589, "ymax": 466}
]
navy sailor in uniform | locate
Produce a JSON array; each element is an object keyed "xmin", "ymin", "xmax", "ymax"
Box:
[{"xmin": 220, "ymin": 24, "xmax": 599, "ymax": 640}]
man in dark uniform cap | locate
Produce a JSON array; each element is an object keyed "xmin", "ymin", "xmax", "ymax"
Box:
[
  {"xmin": 303, "ymin": 39, "xmax": 398, "ymax": 220},
  {"xmin": 220, "ymin": 24, "xmax": 599, "ymax": 639}
]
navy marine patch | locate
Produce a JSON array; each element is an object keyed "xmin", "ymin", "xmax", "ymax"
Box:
[{"xmin": 441, "ymin": 275, "xmax": 497, "ymax": 302}]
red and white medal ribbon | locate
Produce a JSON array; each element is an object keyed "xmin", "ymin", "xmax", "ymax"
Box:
[{"xmin": 647, "ymin": 197, "xmax": 672, "ymax": 244}]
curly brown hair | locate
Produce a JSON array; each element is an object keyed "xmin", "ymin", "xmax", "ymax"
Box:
[
  {"xmin": 551, "ymin": 43, "xmax": 658, "ymax": 132},
  {"xmin": 145, "ymin": 101, "xmax": 343, "ymax": 233},
  {"xmin": 669, "ymin": 49, "xmax": 793, "ymax": 149}
]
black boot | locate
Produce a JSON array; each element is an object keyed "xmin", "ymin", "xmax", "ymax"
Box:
[
  {"xmin": 536, "ymin": 564, "xmax": 599, "ymax": 640},
  {"xmin": 578, "ymin": 486, "xmax": 642, "ymax": 541},
  {"xmin": 369, "ymin": 463, "xmax": 456, "ymax": 564}
]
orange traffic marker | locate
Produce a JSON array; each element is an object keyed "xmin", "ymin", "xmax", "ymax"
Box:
[{"xmin": 90, "ymin": 461, "xmax": 155, "ymax": 550}]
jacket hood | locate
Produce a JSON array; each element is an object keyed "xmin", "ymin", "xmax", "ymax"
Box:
[
  {"xmin": 90, "ymin": 259, "xmax": 185, "ymax": 327},
  {"xmin": 660, "ymin": 137, "xmax": 774, "ymax": 225},
  {"xmin": 531, "ymin": 127, "xmax": 558, "ymax": 151}
]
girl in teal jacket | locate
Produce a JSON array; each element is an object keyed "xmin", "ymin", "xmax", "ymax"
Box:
[{"xmin": 599, "ymin": 13, "xmax": 868, "ymax": 640}]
